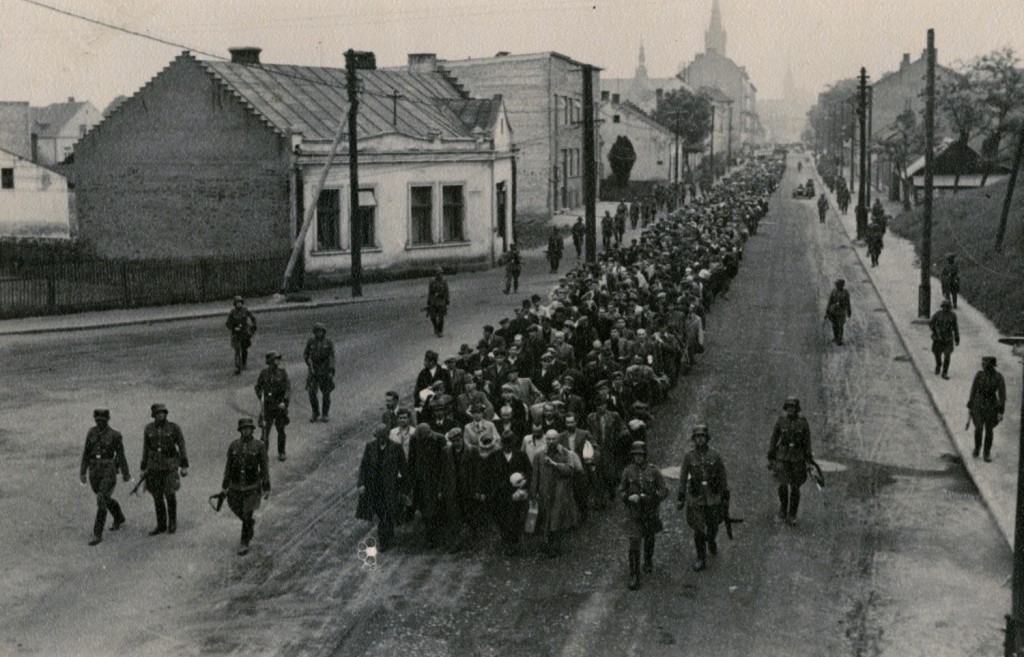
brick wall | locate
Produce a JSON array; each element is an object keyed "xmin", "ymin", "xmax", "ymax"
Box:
[
  {"xmin": 0, "ymin": 102, "xmax": 32, "ymax": 160},
  {"xmin": 75, "ymin": 56, "xmax": 291, "ymax": 259}
]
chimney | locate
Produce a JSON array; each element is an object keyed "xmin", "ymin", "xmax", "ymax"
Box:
[
  {"xmin": 922, "ymin": 47, "xmax": 937, "ymax": 63},
  {"xmin": 495, "ymin": 51, "xmax": 510, "ymax": 57},
  {"xmin": 612, "ymin": 93, "xmax": 620, "ymax": 104},
  {"xmin": 900, "ymin": 53, "xmax": 911, "ymax": 71},
  {"xmin": 408, "ymin": 53, "xmax": 438, "ymax": 73},
  {"xmin": 67, "ymin": 96, "xmax": 75, "ymax": 103},
  {"xmin": 601, "ymin": 90, "xmax": 610, "ymax": 101},
  {"xmin": 229, "ymin": 47, "xmax": 262, "ymax": 65}
]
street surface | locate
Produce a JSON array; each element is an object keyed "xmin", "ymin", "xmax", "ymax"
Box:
[{"xmin": 0, "ymin": 162, "xmax": 1009, "ymax": 657}]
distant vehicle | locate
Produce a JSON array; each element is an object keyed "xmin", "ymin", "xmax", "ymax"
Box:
[{"xmin": 792, "ymin": 179, "xmax": 816, "ymax": 199}]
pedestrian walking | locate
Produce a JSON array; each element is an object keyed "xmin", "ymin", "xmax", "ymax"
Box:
[
  {"xmin": 408, "ymin": 423, "xmax": 452, "ymax": 549},
  {"xmin": 529, "ymin": 429, "xmax": 583, "ymax": 557},
  {"xmin": 255, "ymin": 351, "xmax": 291, "ymax": 461},
  {"xmin": 767, "ymin": 397, "xmax": 812, "ymax": 524},
  {"xmin": 141, "ymin": 403, "xmax": 188, "ymax": 535},
  {"xmin": 940, "ymin": 253, "xmax": 960, "ymax": 309},
  {"xmin": 571, "ymin": 216, "xmax": 585, "ymax": 259},
  {"xmin": 304, "ymin": 322, "xmax": 335, "ymax": 423},
  {"xmin": 817, "ymin": 194, "xmax": 828, "ymax": 223},
  {"xmin": 825, "ymin": 279, "xmax": 852, "ymax": 345},
  {"xmin": 487, "ymin": 431, "xmax": 532, "ymax": 556},
  {"xmin": 356, "ymin": 424, "xmax": 407, "ymax": 552},
  {"xmin": 426, "ymin": 267, "xmax": 450, "ymax": 337},
  {"xmin": 80, "ymin": 409, "xmax": 130, "ymax": 545},
  {"xmin": 600, "ymin": 211, "xmax": 613, "ymax": 250},
  {"xmin": 866, "ymin": 220, "xmax": 884, "ymax": 267},
  {"xmin": 928, "ymin": 300, "xmax": 960, "ymax": 379},
  {"xmin": 677, "ymin": 424, "xmax": 728, "ymax": 572},
  {"xmin": 547, "ymin": 227, "xmax": 564, "ymax": 273},
  {"xmin": 221, "ymin": 417, "xmax": 270, "ymax": 555},
  {"xmin": 620, "ymin": 440, "xmax": 667, "ymax": 589},
  {"xmin": 503, "ymin": 244, "xmax": 522, "ymax": 294},
  {"xmin": 225, "ymin": 295, "xmax": 257, "ymax": 375},
  {"xmin": 967, "ymin": 356, "xmax": 1007, "ymax": 462}
]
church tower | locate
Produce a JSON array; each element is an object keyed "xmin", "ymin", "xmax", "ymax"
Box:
[{"xmin": 705, "ymin": 0, "xmax": 727, "ymax": 57}]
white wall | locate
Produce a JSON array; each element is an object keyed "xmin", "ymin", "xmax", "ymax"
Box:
[{"xmin": 0, "ymin": 151, "xmax": 70, "ymax": 236}]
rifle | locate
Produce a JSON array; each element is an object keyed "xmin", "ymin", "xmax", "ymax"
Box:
[
  {"xmin": 129, "ymin": 471, "xmax": 148, "ymax": 496},
  {"xmin": 722, "ymin": 491, "xmax": 745, "ymax": 540},
  {"xmin": 965, "ymin": 413, "xmax": 972, "ymax": 431},
  {"xmin": 806, "ymin": 459, "xmax": 825, "ymax": 491},
  {"xmin": 208, "ymin": 491, "xmax": 227, "ymax": 512}
]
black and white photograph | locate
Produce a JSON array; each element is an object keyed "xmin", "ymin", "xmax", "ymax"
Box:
[{"xmin": 1, "ymin": 1, "xmax": 1023, "ymax": 655}]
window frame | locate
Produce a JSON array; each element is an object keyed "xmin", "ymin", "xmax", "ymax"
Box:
[
  {"xmin": 1, "ymin": 167, "xmax": 14, "ymax": 190},
  {"xmin": 440, "ymin": 183, "xmax": 466, "ymax": 243},
  {"xmin": 409, "ymin": 184, "xmax": 434, "ymax": 246},
  {"xmin": 314, "ymin": 187, "xmax": 342, "ymax": 252},
  {"xmin": 355, "ymin": 187, "xmax": 378, "ymax": 249}
]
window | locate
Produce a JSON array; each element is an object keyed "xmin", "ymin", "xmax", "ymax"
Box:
[
  {"xmin": 442, "ymin": 185, "xmax": 465, "ymax": 242},
  {"xmin": 356, "ymin": 189, "xmax": 376, "ymax": 248},
  {"xmin": 613, "ymin": 114, "xmax": 620, "ymax": 124},
  {"xmin": 574, "ymin": 99, "xmax": 581, "ymax": 123},
  {"xmin": 411, "ymin": 185, "xmax": 433, "ymax": 244},
  {"xmin": 79, "ymin": 124, "xmax": 87, "ymax": 137},
  {"xmin": 562, "ymin": 96, "xmax": 570, "ymax": 125},
  {"xmin": 1, "ymin": 168, "xmax": 12, "ymax": 189},
  {"xmin": 316, "ymin": 188, "xmax": 341, "ymax": 250}
]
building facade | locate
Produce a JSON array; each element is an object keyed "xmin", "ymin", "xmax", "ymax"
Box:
[
  {"xmin": 599, "ymin": 93, "xmax": 674, "ymax": 182},
  {"xmin": 0, "ymin": 147, "xmax": 71, "ymax": 237},
  {"xmin": 74, "ymin": 50, "xmax": 514, "ymax": 282},
  {"xmin": 32, "ymin": 98, "xmax": 101, "ymax": 165},
  {"xmin": 440, "ymin": 52, "xmax": 601, "ymax": 220}
]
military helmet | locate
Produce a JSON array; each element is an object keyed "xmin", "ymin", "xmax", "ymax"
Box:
[
  {"xmin": 630, "ymin": 440, "xmax": 648, "ymax": 456},
  {"xmin": 265, "ymin": 350, "xmax": 282, "ymax": 364},
  {"xmin": 940, "ymin": 299, "xmax": 952, "ymax": 309},
  {"xmin": 313, "ymin": 322, "xmax": 326, "ymax": 332},
  {"xmin": 150, "ymin": 403, "xmax": 168, "ymax": 416},
  {"xmin": 233, "ymin": 295, "xmax": 244, "ymax": 304},
  {"xmin": 691, "ymin": 423, "xmax": 710, "ymax": 439},
  {"xmin": 237, "ymin": 417, "xmax": 255, "ymax": 431},
  {"xmin": 93, "ymin": 409, "xmax": 111, "ymax": 420},
  {"xmin": 782, "ymin": 396, "xmax": 801, "ymax": 411}
]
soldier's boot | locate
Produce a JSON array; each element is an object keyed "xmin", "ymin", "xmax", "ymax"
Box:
[
  {"xmin": 241, "ymin": 348, "xmax": 249, "ymax": 369},
  {"xmin": 167, "ymin": 494, "xmax": 178, "ymax": 534},
  {"xmin": 777, "ymin": 486, "xmax": 789, "ymax": 520},
  {"xmin": 320, "ymin": 394, "xmax": 331, "ymax": 422},
  {"xmin": 693, "ymin": 533, "xmax": 707, "ymax": 571},
  {"xmin": 109, "ymin": 499, "xmax": 126, "ymax": 530},
  {"xmin": 309, "ymin": 391, "xmax": 320, "ymax": 422},
  {"xmin": 91, "ymin": 504, "xmax": 107, "ymax": 544},
  {"xmin": 787, "ymin": 489, "xmax": 800, "ymax": 524},
  {"xmin": 628, "ymin": 548, "xmax": 641, "ymax": 590},
  {"xmin": 642, "ymin": 536, "xmax": 655, "ymax": 573},
  {"xmin": 150, "ymin": 496, "xmax": 167, "ymax": 536}
]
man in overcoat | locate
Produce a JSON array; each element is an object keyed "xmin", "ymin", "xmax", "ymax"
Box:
[
  {"xmin": 356, "ymin": 424, "xmax": 407, "ymax": 552},
  {"xmin": 529, "ymin": 429, "xmax": 583, "ymax": 557},
  {"xmin": 678, "ymin": 424, "xmax": 728, "ymax": 572},
  {"xmin": 621, "ymin": 440, "xmax": 668, "ymax": 589},
  {"xmin": 80, "ymin": 409, "xmax": 130, "ymax": 545},
  {"xmin": 487, "ymin": 430, "xmax": 533, "ymax": 556},
  {"xmin": 221, "ymin": 418, "xmax": 270, "ymax": 555},
  {"xmin": 767, "ymin": 396, "xmax": 812, "ymax": 524},
  {"xmin": 408, "ymin": 423, "xmax": 453, "ymax": 548},
  {"xmin": 967, "ymin": 356, "xmax": 1007, "ymax": 462},
  {"xmin": 928, "ymin": 300, "xmax": 960, "ymax": 379}
]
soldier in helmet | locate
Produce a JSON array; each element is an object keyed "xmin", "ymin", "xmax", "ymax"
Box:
[
  {"xmin": 225, "ymin": 295, "xmax": 257, "ymax": 375},
  {"xmin": 255, "ymin": 351, "xmax": 291, "ymax": 461},
  {"xmin": 80, "ymin": 409, "xmax": 130, "ymax": 545},
  {"xmin": 304, "ymin": 322, "xmax": 336, "ymax": 423},
  {"xmin": 426, "ymin": 266, "xmax": 450, "ymax": 337},
  {"xmin": 928, "ymin": 299, "xmax": 960, "ymax": 379},
  {"xmin": 221, "ymin": 418, "xmax": 270, "ymax": 555},
  {"xmin": 140, "ymin": 403, "xmax": 188, "ymax": 535},
  {"xmin": 677, "ymin": 424, "xmax": 729, "ymax": 572},
  {"xmin": 620, "ymin": 440, "xmax": 667, "ymax": 589},
  {"xmin": 824, "ymin": 279, "xmax": 852, "ymax": 346},
  {"xmin": 767, "ymin": 396, "xmax": 813, "ymax": 524}
]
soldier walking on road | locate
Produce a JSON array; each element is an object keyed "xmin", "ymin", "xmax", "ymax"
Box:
[
  {"xmin": 426, "ymin": 267, "xmax": 450, "ymax": 337},
  {"xmin": 503, "ymin": 244, "xmax": 522, "ymax": 294},
  {"xmin": 547, "ymin": 227, "xmax": 564, "ymax": 274},
  {"xmin": 601, "ymin": 211, "xmax": 613, "ymax": 250},
  {"xmin": 817, "ymin": 194, "xmax": 828, "ymax": 223},
  {"xmin": 225, "ymin": 296, "xmax": 257, "ymax": 375},
  {"xmin": 677, "ymin": 424, "xmax": 729, "ymax": 572},
  {"xmin": 255, "ymin": 351, "xmax": 291, "ymax": 461},
  {"xmin": 767, "ymin": 397, "xmax": 812, "ymax": 524},
  {"xmin": 967, "ymin": 356, "xmax": 1007, "ymax": 462},
  {"xmin": 928, "ymin": 300, "xmax": 960, "ymax": 379},
  {"xmin": 571, "ymin": 217, "xmax": 585, "ymax": 259},
  {"xmin": 620, "ymin": 440, "xmax": 667, "ymax": 589},
  {"xmin": 221, "ymin": 418, "xmax": 270, "ymax": 555},
  {"xmin": 80, "ymin": 409, "xmax": 130, "ymax": 545},
  {"xmin": 141, "ymin": 403, "xmax": 188, "ymax": 535},
  {"xmin": 940, "ymin": 253, "xmax": 960, "ymax": 309},
  {"xmin": 304, "ymin": 323, "xmax": 336, "ymax": 423},
  {"xmin": 825, "ymin": 279, "xmax": 852, "ymax": 345}
]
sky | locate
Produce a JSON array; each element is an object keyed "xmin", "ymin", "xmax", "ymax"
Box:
[{"xmin": 3, "ymin": 0, "xmax": 1024, "ymax": 112}]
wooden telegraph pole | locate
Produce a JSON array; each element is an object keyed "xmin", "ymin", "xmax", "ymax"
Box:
[
  {"xmin": 856, "ymin": 68, "xmax": 869, "ymax": 240},
  {"xmin": 582, "ymin": 64, "xmax": 597, "ymax": 263},
  {"xmin": 344, "ymin": 49, "xmax": 376, "ymax": 297},
  {"xmin": 919, "ymin": 31, "xmax": 935, "ymax": 318}
]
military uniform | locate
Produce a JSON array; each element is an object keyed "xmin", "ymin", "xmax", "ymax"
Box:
[
  {"xmin": 141, "ymin": 405, "xmax": 188, "ymax": 535},
  {"xmin": 222, "ymin": 418, "xmax": 270, "ymax": 554},
  {"xmin": 427, "ymin": 272, "xmax": 450, "ymax": 337},
  {"xmin": 679, "ymin": 440, "xmax": 728, "ymax": 570},
  {"xmin": 225, "ymin": 299, "xmax": 257, "ymax": 374},
  {"xmin": 928, "ymin": 304, "xmax": 959, "ymax": 378},
  {"xmin": 768, "ymin": 400, "xmax": 812, "ymax": 522},
  {"xmin": 80, "ymin": 411, "xmax": 129, "ymax": 544},
  {"xmin": 967, "ymin": 359, "xmax": 1007, "ymax": 461},
  {"xmin": 255, "ymin": 353, "xmax": 291, "ymax": 460},
  {"xmin": 304, "ymin": 326, "xmax": 336, "ymax": 422},
  {"xmin": 620, "ymin": 442, "xmax": 667, "ymax": 589},
  {"xmin": 825, "ymin": 283, "xmax": 852, "ymax": 345}
]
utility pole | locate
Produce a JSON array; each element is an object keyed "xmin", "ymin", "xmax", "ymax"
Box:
[
  {"xmin": 727, "ymin": 102, "xmax": 733, "ymax": 172},
  {"xmin": 919, "ymin": 30, "xmax": 935, "ymax": 318},
  {"xmin": 849, "ymin": 97, "xmax": 856, "ymax": 190},
  {"xmin": 856, "ymin": 67, "xmax": 869, "ymax": 240},
  {"xmin": 866, "ymin": 86, "xmax": 873, "ymax": 210},
  {"xmin": 1000, "ymin": 336, "xmax": 1024, "ymax": 657},
  {"xmin": 345, "ymin": 49, "xmax": 376, "ymax": 297},
  {"xmin": 582, "ymin": 64, "xmax": 597, "ymax": 263},
  {"xmin": 995, "ymin": 122, "xmax": 1024, "ymax": 252},
  {"xmin": 709, "ymin": 104, "xmax": 715, "ymax": 183}
]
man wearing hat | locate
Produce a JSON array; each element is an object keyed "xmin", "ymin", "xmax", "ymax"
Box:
[
  {"xmin": 80, "ymin": 409, "xmax": 130, "ymax": 545},
  {"xmin": 463, "ymin": 403, "xmax": 499, "ymax": 449},
  {"xmin": 767, "ymin": 397, "xmax": 812, "ymax": 524},
  {"xmin": 426, "ymin": 266, "xmax": 450, "ymax": 337},
  {"xmin": 620, "ymin": 440, "xmax": 668, "ymax": 589},
  {"xmin": 255, "ymin": 351, "xmax": 291, "ymax": 461},
  {"xmin": 356, "ymin": 424, "xmax": 407, "ymax": 552},
  {"xmin": 677, "ymin": 424, "xmax": 729, "ymax": 572},
  {"xmin": 529, "ymin": 429, "xmax": 583, "ymax": 557},
  {"xmin": 488, "ymin": 429, "xmax": 533, "ymax": 556},
  {"xmin": 928, "ymin": 300, "xmax": 960, "ymax": 379},
  {"xmin": 141, "ymin": 403, "xmax": 189, "ymax": 535},
  {"xmin": 824, "ymin": 279, "xmax": 852, "ymax": 346},
  {"xmin": 225, "ymin": 296, "xmax": 257, "ymax": 375},
  {"xmin": 502, "ymin": 243, "xmax": 522, "ymax": 295},
  {"xmin": 587, "ymin": 395, "xmax": 627, "ymax": 502},
  {"xmin": 967, "ymin": 357, "xmax": 1007, "ymax": 462},
  {"xmin": 221, "ymin": 418, "xmax": 270, "ymax": 555},
  {"xmin": 940, "ymin": 253, "xmax": 960, "ymax": 309},
  {"xmin": 415, "ymin": 350, "xmax": 451, "ymax": 411},
  {"xmin": 304, "ymin": 323, "xmax": 336, "ymax": 423},
  {"xmin": 533, "ymin": 351, "xmax": 563, "ymax": 397}
]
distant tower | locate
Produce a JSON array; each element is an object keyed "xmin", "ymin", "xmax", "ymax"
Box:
[
  {"xmin": 636, "ymin": 41, "xmax": 648, "ymax": 78},
  {"xmin": 705, "ymin": 0, "xmax": 727, "ymax": 57}
]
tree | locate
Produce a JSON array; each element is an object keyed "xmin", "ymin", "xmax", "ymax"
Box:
[
  {"xmin": 884, "ymin": 108, "xmax": 925, "ymax": 210},
  {"xmin": 607, "ymin": 135, "xmax": 637, "ymax": 186},
  {"xmin": 651, "ymin": 89, "xmax": 712, "ymax": 151},
  {"xmin": 937, "ymin": 70, "xmax": 986, "ymax": 146},
  {"xmin": 967, "ymin": 47, "xmax": 1024, "ymax": 160}
]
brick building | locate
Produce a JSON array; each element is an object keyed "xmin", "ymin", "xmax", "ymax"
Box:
[
  {"xmin": 74, "ymin": 49, "xmax": 515, "ymax": 281},
  {"xmin": 438, "ymin": 52, "xmax": 601, "ymax": 220}
]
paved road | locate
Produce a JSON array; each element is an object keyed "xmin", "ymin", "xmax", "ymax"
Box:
[{"xmin": 0, "ymin": 171, "xmax": 1009, "ymax": 657}]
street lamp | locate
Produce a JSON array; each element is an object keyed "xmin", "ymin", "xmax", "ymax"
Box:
[{"xmin": 999, "ymin": 335, "xmax": 1024, "ymax": 657}]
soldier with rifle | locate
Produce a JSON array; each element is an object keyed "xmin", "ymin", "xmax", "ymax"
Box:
[
  {"xmin": 620, "ymin": 440, "xmax": 668, "ymax": 590},
  {"xmin": 217, "ymin": 417, "xmax": 271, "ymax": 555},
  {"xmin": 225, "ymin": 296, "xmax": 257, "ymax": 375},
  {"xmin": 677, "ymin": 424, "xmax": 730, "ymax": 572},
  {"xmin": 80, "ymin": 409, "xmax": 130, "ymax": 545}
]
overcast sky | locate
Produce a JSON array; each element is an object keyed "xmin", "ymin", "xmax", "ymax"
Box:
[{"xmin": 3, "ymin": 0, "xmax": 1024, "ymax": 112}]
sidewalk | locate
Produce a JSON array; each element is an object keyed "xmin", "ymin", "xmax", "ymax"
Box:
[{"xmin": 818, "ymin": 164, "xmax": 1022, "ymax": 548}]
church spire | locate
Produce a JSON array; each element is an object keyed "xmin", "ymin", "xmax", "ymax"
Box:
[
  {"xmin": 705, "ymin": 0, "xmax": 727, "ymax": 57},
  {"xmin": 639, "ymin": 40, "xmax": 646, "ymax": 67}
]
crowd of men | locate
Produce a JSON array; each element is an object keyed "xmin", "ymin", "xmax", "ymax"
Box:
[{"xmin": 356, "ymin": 158, "xmax": 786, "ymax": 587}]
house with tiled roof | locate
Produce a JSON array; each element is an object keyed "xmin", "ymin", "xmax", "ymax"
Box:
[
  {"xmin": 73, "ymin": 48, "xmax": 515, "ymax": 282},
  {"xmin": 32, "ymin": 97, "xmax": 101, "ymax": 165}
]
